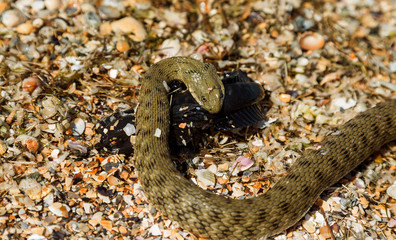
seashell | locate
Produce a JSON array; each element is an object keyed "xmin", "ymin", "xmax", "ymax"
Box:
[{"xmin": 299, "ymin": 32, "xmax": 325, "ymax": 50}]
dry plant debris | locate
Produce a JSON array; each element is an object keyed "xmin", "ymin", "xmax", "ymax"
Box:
[{"xmin": 0, "ymin": 0, "xmax": 395, "ymax": 239}]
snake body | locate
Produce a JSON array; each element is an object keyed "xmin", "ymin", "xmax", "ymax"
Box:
[{"xmin": 135, "ymin": 56, "xmax": 396, "ymax": 239}]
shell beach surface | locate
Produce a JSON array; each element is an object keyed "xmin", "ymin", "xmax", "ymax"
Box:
[{"xmin": 0, "ymin": 0, "xmax": 395, "ymax": 239}]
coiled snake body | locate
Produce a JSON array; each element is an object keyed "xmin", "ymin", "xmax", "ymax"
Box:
[{"xmin": 135, "ymin": 57, "xmax": 396, "ymax": 239}]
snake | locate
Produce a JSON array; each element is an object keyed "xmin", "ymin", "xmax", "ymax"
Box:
[{"xmin": 135, "ymin": 56, "xmax": 396, "ymax": 239}]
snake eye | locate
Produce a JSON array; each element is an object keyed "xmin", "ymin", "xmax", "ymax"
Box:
[{"xmin": 201, "ymin": 96, "xmax": 207, "ymax": 102}]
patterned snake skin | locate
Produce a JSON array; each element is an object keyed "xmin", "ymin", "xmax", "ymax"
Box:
[{"xmin": 135, "ymin": 57, "xmax": 396, "ymax": 239}]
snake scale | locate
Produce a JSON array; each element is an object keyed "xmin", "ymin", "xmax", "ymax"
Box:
[{"xmin": 135, "ymin": 56, "xmax": 396, "ymax": 239}]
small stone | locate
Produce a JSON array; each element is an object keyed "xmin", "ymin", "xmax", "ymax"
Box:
[
  {"xmin": 299, "ymin": 32, "xmax": 325, "ymax": 50},
  {"xmin": 45, "ymin": 0, "xmax": 62, "ymax": 10},
  {"xmin": 32, "ymin": 18, "xmax": 44, "ymax": 28},
  {"xmin": 49, "ymin": 202, "xmax": 70, "ymax": 217},
  {"xmin": 150, "ymin": 224, "xmax": 162, "ymax": 236},
  {"xmin": 111, "ymin": 17, "xmax": 147, "ymax": 42},
  {"xmin": 340, "ymin": 198, "xmax": 352, "ymax": 210},
  {"xmin": 71, "ymin": 118, "xmax": 85, "ymax": 136},
  {"xmin": 0, "ymin": 2, "xmax": 9, "ymax": 14},
  {"xmin": 2, "ymin": 9, "xmax": 26, "ymax": 28},
  {"xmin": 279, "ymin": 93, "xmax": 291, "ymax": 103},
  {"xmin": 41, "ymin": 96, "xmax": 58, "ymax": 119},
  {"xmin": 134, "ymin": 0, "xmax": 151, "ymax": 10},
  {"xmin": 100, "ymin": 220, "xmax": 112, "ymax": 230},
  {"xmin": 302, "ymin": 219, "xmax": 316, "ymax": 233},
  {"xmin": 19, "ymin": 178, "xmax": 42, "ymax": 199},
  {"xmin": 252, "ymin": 139, "xmax": 263, "ymax": 147},
  {"xmin": 354, "ymin": 178, "xmax": 365, "ymax": 189},
  {"xmin": 297, "ymin": 57, "xmax": 309, "ymax": 66},
  {"xmin": 319, "ymin": 226, "xmax": 332, "ymax": 239},
  {"xmin": 0, "ymin": 140, "xmax": 7, "ymax": 155},
  {"xmin": 119, "ymin": 225, "xmax": 128, "ymax": 234},
  {"xmin": 388, "ymin": 218, "xmax": 396, "ymax": 228},
  {"xmin": 232, "ymin": 156, "xmax": 254, "ymax": 171},
  {"xmin": 218, "ymin": 162, "xmax": 229, "ymax": 171},
  {"xmin": 16, "ymin": 21, "xmax": 34, "ymax": 34},
  {"xmin": 159, "ymin": 38, "xmax": 181, "ymax": 57},
  {"xmin": 109, "ymin": 69, "xmax": 118, "ymax": 79},
  {"xmin": 207, "ymin": 164, "xmax": 217, "ymax": 174},
  {"xmin": 19, "ymin": 136, "xmax": 39, "ymax": 153},
  {"xmin": 94, "ymin": 172, "xmax": 108, "ymax": 182},
  {"xmin": 107, "ymin": 175, "xmax": 121, "ymax": 186},
  {"xmin": 386, "ymin": 183, "xmax": 396, "ymax": 199},
  {"xmin": 116, "ymin": 40, "xmax": 130, "ymax": 52},
  {"xmin": 89, "ymin": 212, "xmax": 103, "ymax": 226},
  {"xmin": 99, "ymin": 22, "xmax": 112, "ymax": 35},
  {"xmin": 196, "ymin": 169, "xmax": 215, "ymax": 187},
  {"xmin": 22, "ymin": 76, "xmax": 40, "ymax": 92},
  {"xmin": 331, "ymin": 97, "xmax": 357, "ymax": 111},
  {"xmin": 51, "ymin": 149, "xmax": 60, "ymax": 159},
  {"xmin": 27, "ymin": 234, "xmax": 46, "ymax": 240},
  {"xmin": 231, "ymin": 182, "xmax": 245, "ymax": 198},
  {"xmin": 217, "ymin": 178, "xmax": 228, "ymax": 184},
  {"xmin": 32, "ymin": 1, "xmax": 45, "ymax": 12},
  {"xmin": 99, "ymin": 6, "xmax": 121, "ymax": 19},
  {"xmin": 359, "ymin": 196, "xmax": 369, "ymax": 208}
]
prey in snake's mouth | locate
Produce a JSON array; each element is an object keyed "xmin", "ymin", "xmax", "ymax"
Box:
[{"xmin": 95, "ymin": 69, "xmax": 271, "ymax": 156}]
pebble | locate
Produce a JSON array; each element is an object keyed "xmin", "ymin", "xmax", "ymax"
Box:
[
  {"xmin": 22, "ymin": 76, "xmax": 40, "ymax": 92},
  {"xmin": 232, "ymin": 156, "xmax": 254, "ymax": 171},
  {"xmin": 340, "ymin": 197, "xmax": 352, "ymax": 210},
  {"xmin": 116, "ymin": 40, "xmax": 130, "ymax": 52},
  {"xmin": 100, "ymin": 22, "xmax": 112, "ymax": 35},
  {"xmin": 301, "ymin": 219, "xmax": 316, "ymax": 233},
  {"xmin": 123, "ymin": 123, "xmax": 136, "ymax": 136},
  {"xmin": 16, "ymin": 135, "xmax": 39, "ymax": 153},
  {"xmin": 31, "ymin": 1, "xmax": 45, "ymax": 12},
  {"xmin": 99, "ymin": 6, "xmax": 121, "ymax": 19},
  {"xmin": 218, "ymin": 162, "xmax": 229, "ymax": 171},
  {"xmin": 299, "ymin": 32, "xmax": 325, "ymax": 50},
  {"xmin": 252, "ymin": 139, "xmax": 263, "ymax": 147},
  {"xmin": 32, "ymin": 18, "xmax": 44, "ymax": 28},
  {"xmin": 16, "ymin": 21, "xmax": 34, "ymax": 34},
  {"xmin": 84, "ymin": 11, "xmax": 101, "ymax": 28},
  {"xmin": 2, "ymin": 9, "xmax": 26, "ymax": 28},
  {"xmin": 19, "ymin": 178, "xmax": 43, "ymax": 200},
  {"xmin": 159, "ymin": 38, "xmax": 181, "ymax": 57},
  {"xmin": 297, "ymin": 57, "xmax": 309, "ymax": 66},
  {"xmin": 150, "ymin": 224, "xmax": 162, "ymax": 236},
  {"xmin": 319, "ymin": 226, "xmax": 332, "ymax": 239},
  {"xmin": 71, "ymin": 118, "xmax": 86, "ymax": 136},
  {"xmin": 207, "ymin": 164, "xmax": 217, "ymax": 174},
  {"xmin": 354, "ymin": 178, "xmax": 365, "ymax": 189},
  {"xmin": 134, "ymin": 0, "xmax": 151, "ymax": 10},
  {"xmin": 27, "ymin": 234, "xmax": 46, "ymax": 240},
  {"xmin": 100, "ymin": 220, "xmax": 112, "ymax": 230},
  {"xmin": 40, "ymin": 96, "xmax": 58, "ymax": 119},
  {"xmin": 386, "ymin": 183, "xmax": 396, "ymax": 199},
  {"xmin": 111, "ymin": 17, "xmax": 147, "ymax": 42},
  {"xmin": 49, "ymin": 202, "xmax": 70, "ymax": 217},
  {"xmin": 44, "ymin": 0, "xmax": 62, "ymax": 11},
  {"xmin": 109, "ymin": 69, "xmax": 118, "ymax": 79},
  {"xmin": 196, "ymin": 169, "xmax": 215, "ymax": 187},
  {"xmin": 279, "ymin": 93, "xmax": 291, "ymax": 103},
  {"xmin": 331, "ymin": 97, "xmax": 357, "ymax": 111},
  {"xmin": 0, "ymin": 140, "xmax": 7, "ymax": 155},
  {"xmin": 231, "ymin": 182, "xmax": 245, "ymax": 198},
  {"xmin": 89, "ymin": 212, "xmax": 103, "ymax": 226}
]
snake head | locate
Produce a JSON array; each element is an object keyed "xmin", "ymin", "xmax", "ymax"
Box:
[
  {"xmin": 153, "ymin": 57, "xmax": 225, "ymax": 114},
  {"xmin": 188, "ymin": 63, "xmax": 225, "ymax": 114}
]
